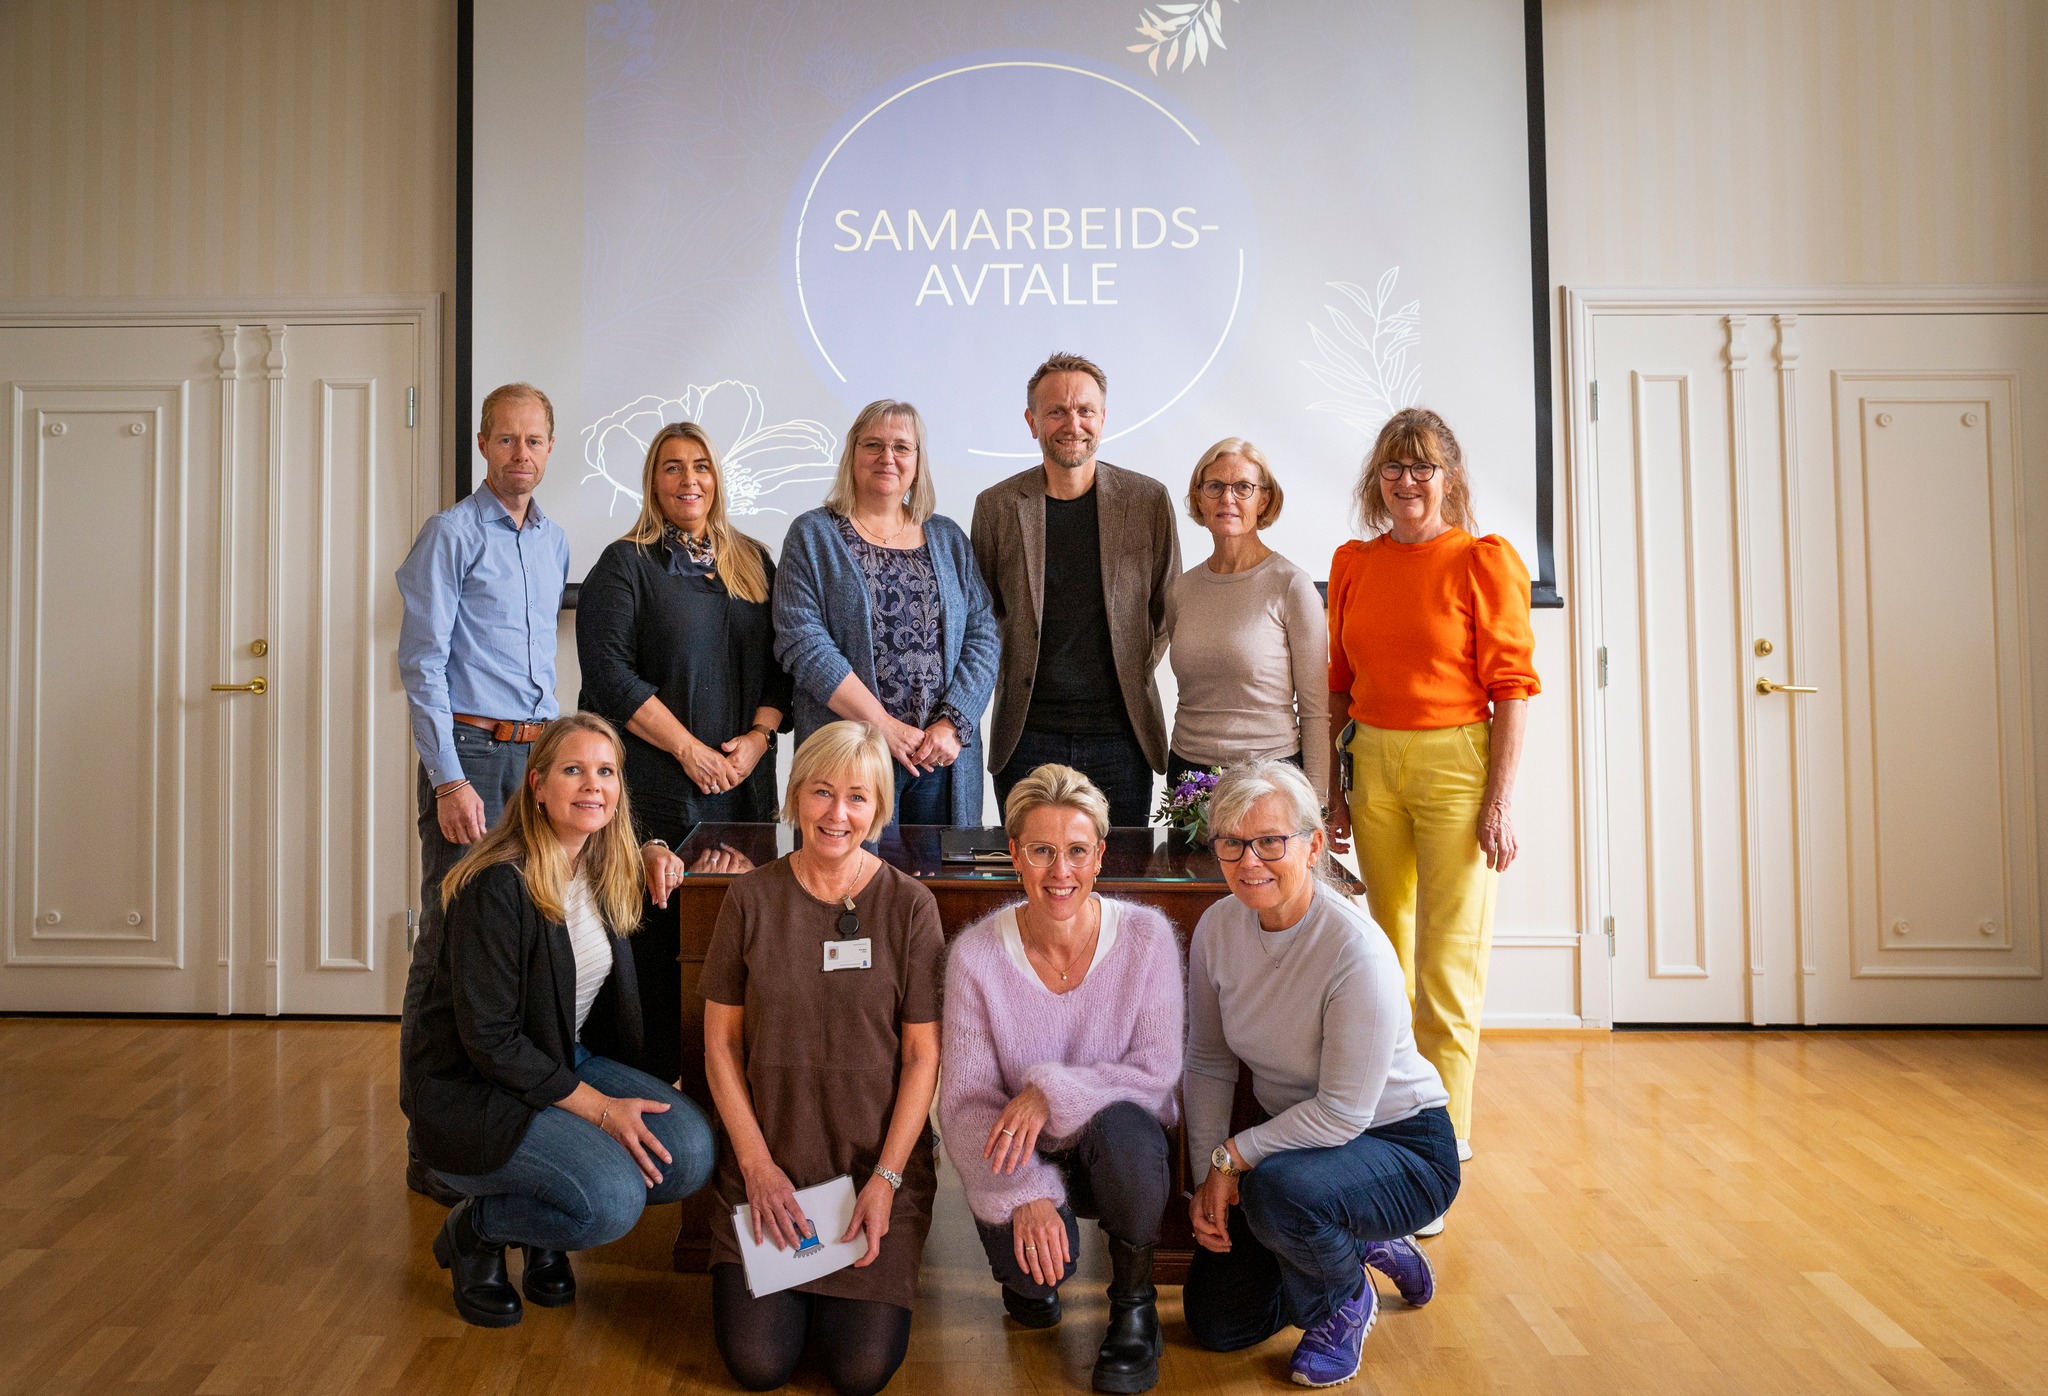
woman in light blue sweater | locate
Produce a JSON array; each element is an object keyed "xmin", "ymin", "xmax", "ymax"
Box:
[
  {"xmin": 772, "ymin": 399, "xmax": 1000, "ymax": 827},
  {"xmin": 1182, "ymin": 759, "xmax": 1459, "ymax": 1388}
]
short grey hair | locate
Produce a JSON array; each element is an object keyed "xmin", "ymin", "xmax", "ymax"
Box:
[{"xmin": 1208, "ymin": 759, "xmax": 1323, "ymax": 841}]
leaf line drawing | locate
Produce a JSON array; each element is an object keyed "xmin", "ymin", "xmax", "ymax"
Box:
[
  {"xmin": 1300, "ymin": 269, "xmax": 1422, "ymax": 438},
  {"xmin": 1128, "ymin": 0, "xmax": 1239, "ymax": 74},
  {"xmin": 581, "ymin": 382, "xmax": 838, "ymax": 518}
]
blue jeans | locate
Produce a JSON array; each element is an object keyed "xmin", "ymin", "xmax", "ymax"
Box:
[
  {"xmin": 437, "ymin": 1048, "xmax": 717, "ymax": 1252},
  {"xmin": 892, "ymin": 762, "xmax": 952, "ymax": 827},
  {"xmin": 996, "ymin": 728, "xmax": 1155, "ymax": 828},
  {"xmin": 1183, "ymin": 1106, "xmax": 1459, "ymax": 1350},
  {"xmin": 400, "ymin": 725, "xmax": 530, "ymax": 1122}
]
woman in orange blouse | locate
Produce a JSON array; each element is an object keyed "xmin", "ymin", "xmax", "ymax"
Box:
[{"xmin": 1324, "ymin": 408, "xmax": 1538, "ymax": 1229}]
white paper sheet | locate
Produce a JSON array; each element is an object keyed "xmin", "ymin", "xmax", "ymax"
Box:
[{"xmin": 732, "ymin": 1174, "xmax": 864, "ymax": 1297}]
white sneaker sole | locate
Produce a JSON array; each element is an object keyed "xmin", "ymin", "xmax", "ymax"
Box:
[{"xmin": 1414, "ymin": 1213, "xmax": 1445, "ymax": 1238}]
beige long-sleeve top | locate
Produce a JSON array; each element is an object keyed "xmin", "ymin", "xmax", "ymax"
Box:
[{"xmin": 1167, "ymin": 551, "xmax": 1330, "ymax": 794}]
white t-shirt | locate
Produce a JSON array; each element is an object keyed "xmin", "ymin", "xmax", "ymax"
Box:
[
  {"xmin": 999, "ymin": 896, "xmax": 1122, "ymax": 989},
  {"xmin": 563, "ymin": 874, "xmax": 612, "ymax": 1039}
]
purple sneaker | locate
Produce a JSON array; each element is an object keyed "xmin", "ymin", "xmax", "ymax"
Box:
[
  {"xmin": 1288, "ymin": 1274, "xmax": 1378, "ymax": 1387},
  {"xmin": 1363, "ymin": 1236, "xmax": 1436, "ymax": 1306}
]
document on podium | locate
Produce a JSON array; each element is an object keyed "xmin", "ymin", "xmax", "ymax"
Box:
[{"xmin": 732, "ymin": 1174, "xmax": 864, "ymax": 1297}]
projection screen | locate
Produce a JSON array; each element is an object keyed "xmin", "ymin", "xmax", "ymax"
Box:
[{"xmin": 467, "ymin": 0, "xmax": 1555, "ymax": 604}]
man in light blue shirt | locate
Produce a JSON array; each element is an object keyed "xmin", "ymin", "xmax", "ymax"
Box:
[{"xmin": 395, "ymin": 382, "xmax": 570, "ymax": 1201}]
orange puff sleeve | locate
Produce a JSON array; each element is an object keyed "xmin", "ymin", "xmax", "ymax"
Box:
[{"xmin": 1326, "ymin": 530, "xmax": 1540, "ymax": 731}]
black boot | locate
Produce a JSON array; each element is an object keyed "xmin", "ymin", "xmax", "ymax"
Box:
[
  {"xmin": 521, "ymin": 1247, "xmax": 576, "ymax": 1306},
  {"xmin": 431, "ymin": 1197, "xmax": 523, "ymax": 1327},
  {"xmin": 1002, "ymin": 1284, "xmax": 1062, "ymax": 1328},
  {"xmin": 1092, "ymin": 1240, "xmax": 1160, "ymax": 1394},
  {"xmin": 406, "ymin": 1153, "xmax": 464, "ymax": 1207}
]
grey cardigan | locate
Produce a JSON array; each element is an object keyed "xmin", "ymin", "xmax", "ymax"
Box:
[{"xmin": 771, "ymin": 507, "xmax": 1000, "ymax": 827}]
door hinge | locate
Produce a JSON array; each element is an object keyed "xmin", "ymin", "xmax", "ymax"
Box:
[
  {"xmin": 1596, "ymin": 646, "xmax": 1608, "ymax": 688},
  {"xmin": 406, "ymin": 386, "xmax": 417, "ymax": 428},
  {"xmin": 1603, "ymin": 916, "xmax": 1616, "ymax": 957},
  {"xmin": 1590, "ymin": 380, "xmax": 1600, "ymax": 421}
]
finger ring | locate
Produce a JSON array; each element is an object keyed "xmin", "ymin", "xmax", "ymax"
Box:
[
  {"xmin": 1000, "ymin": 1128, "xmax": 1016, "ymax": 1136},
  {"xmin": 1024, "ymin": 1244, "xmax": 1036, "ymax": 1252}
]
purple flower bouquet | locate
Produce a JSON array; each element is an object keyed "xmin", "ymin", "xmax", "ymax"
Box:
[{"xmin": 1155, "ymin": 767, "xmax": 1220, "ymax": 841}]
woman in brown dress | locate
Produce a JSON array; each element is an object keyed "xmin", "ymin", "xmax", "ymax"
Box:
[{"xmin": 701, "ymin": 719, "xmax": 944, "ymax": 1396}]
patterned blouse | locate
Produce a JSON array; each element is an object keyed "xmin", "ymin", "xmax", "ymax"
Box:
[{"xmin": 836, "ymin": 515, "xmax": 950, "ymax": 729}]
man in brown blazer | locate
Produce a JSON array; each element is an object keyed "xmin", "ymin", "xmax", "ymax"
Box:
[{"xmin": 970, "ymin": 352, "xmax": 1180, "ymax": 827}]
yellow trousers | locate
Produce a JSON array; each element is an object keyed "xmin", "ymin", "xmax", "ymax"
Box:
[{"xmin": 1345, "ymin": 720, "xmax": 1497, "ymax": 1139}]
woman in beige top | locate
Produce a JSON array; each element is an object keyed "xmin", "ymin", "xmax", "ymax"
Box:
[{"xmin": 1166, "ymin": 438, "xmax": 1330, "ymax": 799}]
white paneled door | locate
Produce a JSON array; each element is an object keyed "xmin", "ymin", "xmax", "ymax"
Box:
[
  {"xmin": 1788, "ymin": 316, "xmax": 2048, "ymax": 1022},
  {"xmin": 0, "ymin": 313, "xmax": 434, "ymax": 1015},
  {"xmin": 1592, "ymin": 306, "xmax": 2048, "ymax": 1024}
]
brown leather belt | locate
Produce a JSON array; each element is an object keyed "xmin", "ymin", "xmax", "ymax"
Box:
[{"xmin": 453, "ymin": 713, "xmax": 547, "ymax": 743}]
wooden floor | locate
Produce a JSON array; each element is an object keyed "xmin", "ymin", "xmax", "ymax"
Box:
[{"xmin": 1, "ymin": 1023, "xmax": 2045, "ymax": 1396}]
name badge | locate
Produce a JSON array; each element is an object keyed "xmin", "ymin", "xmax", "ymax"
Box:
[{"xmin": 822, "ymin": 938, "xmax": 873, "ymax": 972}]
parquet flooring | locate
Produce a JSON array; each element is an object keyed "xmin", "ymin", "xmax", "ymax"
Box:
[{"xmin": 1, "ymin": 1020, "xmax": 2044, "ymax": 1394}]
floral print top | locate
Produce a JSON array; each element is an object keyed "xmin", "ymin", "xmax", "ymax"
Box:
[{"xmin": 836, "ymin": 515, "xmax": 950, "ymax": 729}]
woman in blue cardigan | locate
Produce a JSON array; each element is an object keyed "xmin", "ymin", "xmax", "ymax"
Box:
[{"xmin": 773, "ymin": 400, "xmax": 1001, "ymax": 826}]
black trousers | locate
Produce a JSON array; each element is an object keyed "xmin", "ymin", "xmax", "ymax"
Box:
[
  {"xmin": 996, "ymin": 729, "xmax": 1156, "ymax": 829},
  {"xmin": 973, "ymin": 1101, "xmax": 1170, "ymax": 1298},
  {"xmin": 711, "ymin": 1263, "xmax": 911, "ymax": 1396}
]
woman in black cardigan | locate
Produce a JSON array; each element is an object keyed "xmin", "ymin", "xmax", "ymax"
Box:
[
  {"xmin": 577, "ymin": 420, "xmax": 793, "ymax": 1076},
  {"xmin": 406, "ymin": 713, "xmax": 716, "ymax": 1328}
]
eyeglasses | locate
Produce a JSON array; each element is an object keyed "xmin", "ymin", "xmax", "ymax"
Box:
[
  {"xmin": 1377, "ymin": 462, "xmax": 1439, "ymax": 482},
  {"xmin": 1019, "ymin": 841, "xmax": 1101, "ymax": 869},
  {"xmin": 1197, "ymin": 480, "xmax": 1266, "ymax": 501},
  {"xmin": 1211, "ymin": 831, "xmax": 1312, "ymax": 862}
]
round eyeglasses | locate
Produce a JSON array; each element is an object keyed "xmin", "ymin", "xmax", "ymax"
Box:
[
  {"xmin": 1018, "ymin": 841, "xmax": 1102, "ymax": 869},
  {"xmin": 1197, "ymin": 480, "xmax": 1266, "ymax": 501},
  {"xmin": 1210, "ymin": 831, "xmax": 1313, "ymax": 863},
  {"xmin": 1377, "ymin": 462, "xmax": 1440, "ymax": 482}
]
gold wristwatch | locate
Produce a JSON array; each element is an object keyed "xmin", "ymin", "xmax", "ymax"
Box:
[{"xmin": 1210, "ymin": 1143, "xmax": 1244, "ymax": 1177}]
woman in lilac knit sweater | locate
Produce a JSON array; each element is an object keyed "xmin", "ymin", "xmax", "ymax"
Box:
[{"xmin": 938, "ymin": 764, "xmax": 1183, "ymax": 1395}]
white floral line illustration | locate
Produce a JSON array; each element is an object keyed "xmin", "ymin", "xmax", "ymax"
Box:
[
  {"xmin": 1129, "ymin": 0, "xmax": 1239, "ymax": 74},
  {"xmin": 580, "ymin": 382, "xmax": 838, "ymax": 518},
  {"xmin": 1300, "ymin": 269, "xmax": 1422, "ymax": 438}
]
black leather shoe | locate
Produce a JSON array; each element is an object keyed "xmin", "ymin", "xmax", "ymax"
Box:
[
  {"xmin": 1002, "ymin": 1284, "xmax": 1062, "ymax": 1328},
  {"xmin": 431, "ymin": 1197, "xmax": 523, "ymax": 1327},
  {"xmin": 406, "ymin": 1154, "xmax": 464, "ymax": 1207},
  {"xmin": 1092, "ymin": 1239, "xmax": 1160, "ymax": 1393},
  {"xmin": 521, "ymin": 1247, "xmax": 576, "ymax": 1307}
]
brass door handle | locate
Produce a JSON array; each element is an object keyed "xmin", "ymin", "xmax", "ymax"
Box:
[
  {"xmin": 211, "ymin": 677, "xmax": 268, "ymax": 695},
  {"xmin": 1755, "ymin": 678, "xmax": 1817, "ymax": 695}
]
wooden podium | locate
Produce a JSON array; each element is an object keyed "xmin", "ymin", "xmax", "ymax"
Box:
[{"xmin": 658, "ymin": 821, "xmax": 1255, "ymax": 1285}]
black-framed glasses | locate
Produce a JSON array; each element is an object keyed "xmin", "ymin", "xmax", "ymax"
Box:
[
  {"xmin": 1211, "ymin": 831, "xmax": 1313, "ymax": 862},
  {"xmin": 1377, "ymin": 461, "xmax": 1439, "ymax": 482},
  {"xmin": 1197, "ymin": 480, "xmax": 1266, "ymax": 501},
  {"xmin": 1019, "ymin": 841, "xmax": 1101, "ymax": 869}
]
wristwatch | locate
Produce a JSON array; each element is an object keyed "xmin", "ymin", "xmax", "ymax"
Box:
[
  {"xmin": 874, "ymin": 1165, "xmax": 904, "ymax": 1190},
  {"xmin": 1209, "ymin": 1143, "xmax": 1244, "ymax": 1177}
]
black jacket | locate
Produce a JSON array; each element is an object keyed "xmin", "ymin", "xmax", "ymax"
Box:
[{"xmin": 405, "ymin": 861, "xmax": 646, "ymax": 1176}]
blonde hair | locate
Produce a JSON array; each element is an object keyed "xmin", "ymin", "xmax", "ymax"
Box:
[
  {"xmin": 1186, "ymin": 437, "xmax": 1284, "ymax": 529},
  {"xmin": 782, "ymin": 721, "xmax": 895, "ymax": 839},
  {"xmin": 622, "ymin": 421, "xmax": 771, "ymax": 604},
  {"xmin": 478, "ymin": 382, "xmax": 555, "ymax": 439},
  {"xmin": 823, "ymin": 401, "xmax": 937, "ymax": 525},
  {"xmin": 1355, "ymin": 407, "xmax": 1474, "ymax": 535},
  {"xmin": 1001, "ymin": 763, "xmax": 1111, "ymax": 841},
  {"xmin": 441, "ymin": 713, "xmax": 645, "ymax": 935}
]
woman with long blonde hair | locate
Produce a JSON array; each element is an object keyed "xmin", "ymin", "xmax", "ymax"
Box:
[
  {"xmin": 576, "ymin": 420, "xmax": 792, "ymax": 1075},
  {"xmin": 403, "ymin": 713, "xmax": 716, "ymax": 1329}
]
